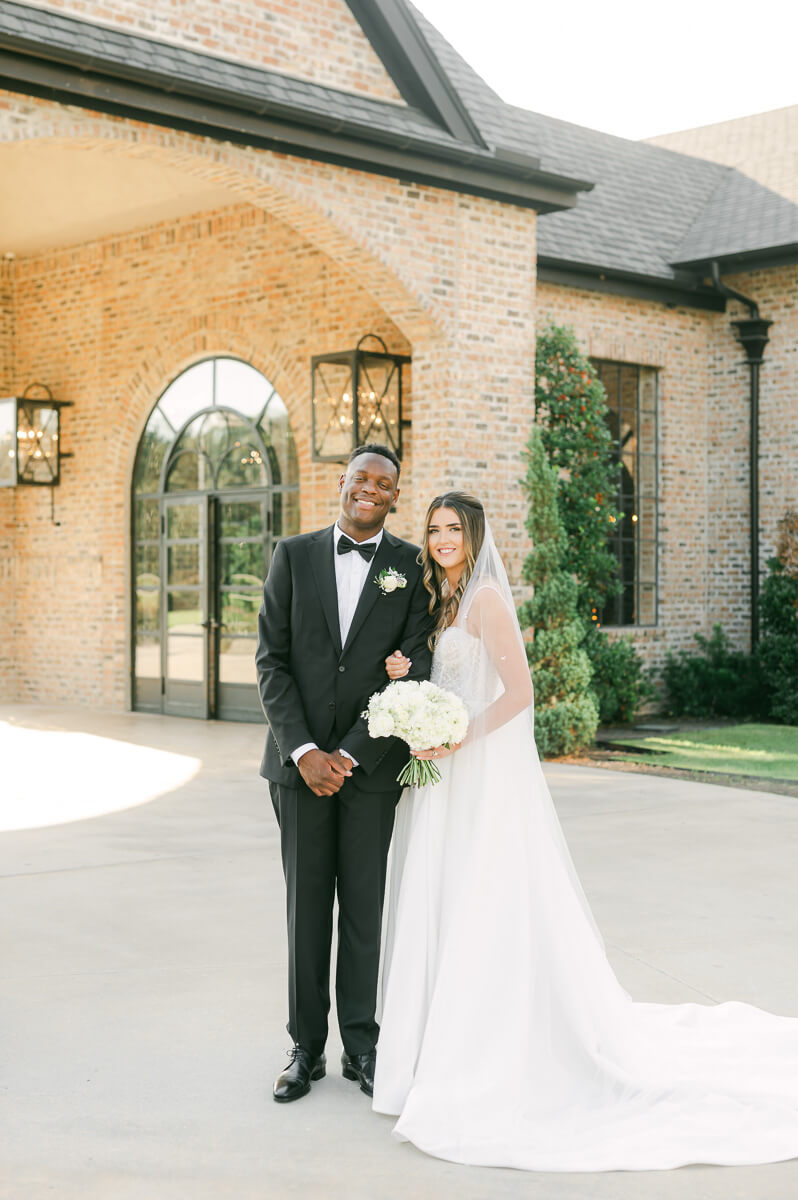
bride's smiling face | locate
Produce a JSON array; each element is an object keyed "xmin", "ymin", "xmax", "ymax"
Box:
[{"xmin": 427, "ymin": 507, "xmax": 466, "ymax": 574}]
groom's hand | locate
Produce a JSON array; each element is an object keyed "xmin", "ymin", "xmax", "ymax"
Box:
[{"xmin": 297, "ymin": 748, "xmax": 352, "ymax": 796}]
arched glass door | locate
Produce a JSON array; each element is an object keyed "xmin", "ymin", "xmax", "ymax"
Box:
[{"xmin": 132, "ymin": 358, "xmax": 299, "ymax": 720}]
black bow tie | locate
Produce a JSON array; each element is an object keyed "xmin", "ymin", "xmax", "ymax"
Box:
[{"xmin": 337, "ymin": 534, "xmax": 378, "ymax": 561}]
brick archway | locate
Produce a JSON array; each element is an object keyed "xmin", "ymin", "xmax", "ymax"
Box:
[{"xmin": 0, "ymin": 95, "xmax": 446, "ymax": 345}]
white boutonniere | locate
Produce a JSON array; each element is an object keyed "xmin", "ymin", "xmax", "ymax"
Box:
[{"xmin": 375, "ymin": 566, "xmax": 407, "ymax": 595}]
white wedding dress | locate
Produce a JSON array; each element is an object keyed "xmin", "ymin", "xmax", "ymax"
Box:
[{"xmin": 372, "ymin": 526, "xmax": 798, "ymax": 1172}]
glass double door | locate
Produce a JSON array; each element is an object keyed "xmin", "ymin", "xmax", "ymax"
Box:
[{"xmin": 162, "ymin": 490, "xmax": 269, "ymax": 721}]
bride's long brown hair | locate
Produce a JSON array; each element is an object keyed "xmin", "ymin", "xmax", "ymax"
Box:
[{"xmin": 421, "ymin": 492, "xmax": 486, "ymax": 649}]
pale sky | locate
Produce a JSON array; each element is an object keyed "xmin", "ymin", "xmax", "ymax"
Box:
[{"xmin": 413, "ymin": 0, "xmax": 798, "ymax": 141}]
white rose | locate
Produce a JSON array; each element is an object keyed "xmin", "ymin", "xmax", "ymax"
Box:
[
  {"xmin": 370, "ymin": 712, "xmax": 394, "ymax": 738},
  {"xmin": 381, "ymin": 575, "xmax": 399, "ymax": 593}
]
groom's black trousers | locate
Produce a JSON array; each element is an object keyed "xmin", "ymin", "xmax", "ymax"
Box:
[{"xmin": 270, "ymin": 774, "xmax": 400, "ymax": 1058}]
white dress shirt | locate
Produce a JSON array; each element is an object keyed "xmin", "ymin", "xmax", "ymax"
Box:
[{"xmin": 291, "ymin": 523, "xmax": 383, "ymax": 769}]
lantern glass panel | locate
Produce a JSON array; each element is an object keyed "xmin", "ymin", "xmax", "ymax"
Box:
[
  {"xmin": 17, "ymin": 404, "xmax": 59, "ymax": 483},
  {"xmin": 357, "ymin": 355, "xmax": 400, "ymax": 452},
  {"xmin": 313, "ymin": 359, "xmax": 354, "ymax": 460},
  {"xmin": 0, "ymin": 399, "xmax": 16, "ymax": 486}
]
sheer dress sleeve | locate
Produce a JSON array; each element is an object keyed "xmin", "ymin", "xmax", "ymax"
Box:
[{"xmin": 463, "ymin": 584, "xmax": 533, "ymax": 742}]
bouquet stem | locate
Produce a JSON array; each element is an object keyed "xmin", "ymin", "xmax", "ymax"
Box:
[{"xmin": 397, "ymin": 757, "xmax": 442, "ymax": 788}]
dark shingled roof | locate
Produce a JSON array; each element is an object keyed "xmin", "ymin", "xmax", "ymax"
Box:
[
  {"xmin": 671, "ymin": 169, "xmax": 798, "ymax": 268},
  {"xmin": 408, "ymin": 1, "xmax": 798, "ymax": 281}
]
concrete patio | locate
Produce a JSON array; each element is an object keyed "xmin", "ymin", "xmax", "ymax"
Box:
[{"xmin": 2, "ymin": 704, "xmax": 797, "ymax": 1200}]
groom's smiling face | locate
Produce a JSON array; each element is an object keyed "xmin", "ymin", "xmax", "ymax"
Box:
[{"xmin": 338, "ymin": 453, "xmax": 400, "ymax": 540}]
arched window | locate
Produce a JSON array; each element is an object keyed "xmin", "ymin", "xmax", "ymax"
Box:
[{"xmin": 132, "ymin": 358, "xmax": 299, "ymax": 720}]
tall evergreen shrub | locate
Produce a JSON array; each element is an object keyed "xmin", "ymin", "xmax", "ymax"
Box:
[
  {"xmin": 519, "ymin": 427, "xmax": 599, "ymax": 756},
  {"xmin": 534, "ymin": 322, "xmax": 621, "ymax": 618},
  {"xmin": 535, "ymin": 320, "xmax": 650, "ymax": 723}
]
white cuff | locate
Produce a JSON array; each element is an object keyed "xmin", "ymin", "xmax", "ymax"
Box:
[
  {"xmin": 339, "ymin": 748, "xmax": 359, "ymax": 768},
  {"xmin": 291, "ymin": 742, "xmax": 318, "ymax": 766}
]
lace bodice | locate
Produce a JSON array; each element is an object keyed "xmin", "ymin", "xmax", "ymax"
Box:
[
  {"xmin": 431, "ymin": 626, "xmax": 492, "ymax": 719},
  {"xmin": 429, "ymin": 589, "xmax": 535, "ymax": 743}
]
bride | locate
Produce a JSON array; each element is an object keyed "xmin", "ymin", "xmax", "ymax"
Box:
[{"xmin": 372, "ymin": 490, "xmax": 798, "ymax": 1172}]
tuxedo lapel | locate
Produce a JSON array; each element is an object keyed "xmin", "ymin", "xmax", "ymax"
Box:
[
  {"xmin": 342, "ymin": 529, "xmax": 400, "ymax": 655},
  {"xmin": 306, "ymin": 527, "xmax": 342, "ymax": 656}
]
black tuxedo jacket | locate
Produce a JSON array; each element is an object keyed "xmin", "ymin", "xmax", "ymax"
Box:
[{"xmin": 256, "ymin": 525, "xmax": 434, "ymax": 791}]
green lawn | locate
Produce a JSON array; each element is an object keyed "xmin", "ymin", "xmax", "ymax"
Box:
[{"xmin": 615, "ymin": 724, "xmax": 798, "ymax": 782}]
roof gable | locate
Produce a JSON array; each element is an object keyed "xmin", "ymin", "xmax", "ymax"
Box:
[
  {"xmin": 14, "ymin": 0, "xmax": 407, "ymax": 104},
  {"xmin": 344, "ymin": 0, "xmax": 485, "ymax": 144}
]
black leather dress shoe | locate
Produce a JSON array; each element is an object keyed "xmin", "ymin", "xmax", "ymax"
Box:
[
  {"xmin": 341, "ymin": 1049, "xmax": 376, "ymax": 1097},
  {"xmin": 273, "ymin": 1045, "xmax": 326, "ymax": 1103}
]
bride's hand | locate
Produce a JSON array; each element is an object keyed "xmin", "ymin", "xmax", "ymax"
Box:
[
  {"xmin": 412, "ymin": 742, "xmax": 462, "ymax": 760},
  {"xmin": 385, "ymin": 650, "xmax": 412, "ymax": 679}
]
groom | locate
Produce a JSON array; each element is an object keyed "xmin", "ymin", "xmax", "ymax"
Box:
[{"xmin": 256, "ymin": 443, "xmax": 433, "ymax": 1103}]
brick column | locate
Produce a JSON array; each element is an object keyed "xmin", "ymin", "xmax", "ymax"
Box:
[{"xmin": 409, "ymin": 196, "xmax": 537, "ymax": 587}]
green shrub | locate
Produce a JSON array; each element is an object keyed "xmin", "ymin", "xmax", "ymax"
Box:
[
  {"xmin": 662, "ymin": 624, "xmax": 766, "ymax": 718},
  {"xmin": 584, "ymin": 627, "xmax": 656, "ymax": 724},
  {"xmin": 535, "ymin": 321, "xmax": 622, "ymax": 619},
  {"xmin": 520, "ymin": 426, "xmax": 598, "ymax": 757},
  {"xmin": 533, "ymin": 695, "xmax": 602, "ymax": 759},
  {"xmin": 758, "ymin": 557, "xmax": 798, "ymax": 724}
]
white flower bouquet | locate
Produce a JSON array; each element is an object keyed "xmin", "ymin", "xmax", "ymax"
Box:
[{"xmin": 363, "ymin": 679, "xmax": 469, "ymax": 787}]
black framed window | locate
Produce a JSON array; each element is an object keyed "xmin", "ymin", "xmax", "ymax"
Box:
[{"xmin": 592, "ymin": 361, "xmax": 658, "ymax": 626}]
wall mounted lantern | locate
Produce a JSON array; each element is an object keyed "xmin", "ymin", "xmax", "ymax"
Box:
[
  {"xmin": 0, "ymin": 384, "xmax": 73, "ymax": 487},
  {"xmin": 311, "ymin": 334, "xmax": 410, "ymax": 463}
]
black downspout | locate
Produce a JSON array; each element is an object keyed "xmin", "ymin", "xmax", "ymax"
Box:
[{"xmin": 709, "ymin": 262, "xmax": 772, "ymax": 649}]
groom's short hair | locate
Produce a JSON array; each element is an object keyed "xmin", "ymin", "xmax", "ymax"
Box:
[{"xmin": 348, "ymin": 443, "xmax": 401, "ymax": 478}]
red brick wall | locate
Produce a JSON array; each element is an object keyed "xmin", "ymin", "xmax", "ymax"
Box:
[{"xmin": 17, "ymin": 0, "xmax": 404, "ymax": 103}]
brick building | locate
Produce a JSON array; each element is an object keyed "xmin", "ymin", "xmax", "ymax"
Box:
[{"xmin": 0, "ymin": 0, "xmax": 796, "ymax": 720}]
